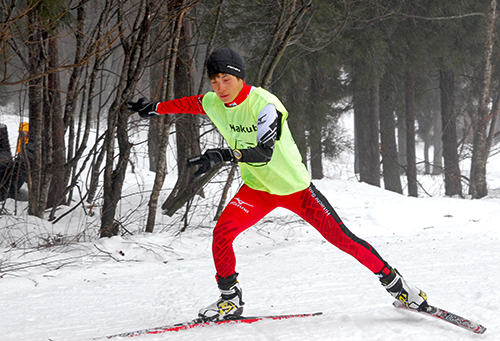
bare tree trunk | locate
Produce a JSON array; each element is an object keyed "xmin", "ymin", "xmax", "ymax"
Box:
[
  {"xmin": 162, "ymin": 18, "xmax": 201, "ymax": 228},
  {"xmin": 68, "ymin": 0, "xmax": 109, "ymax": 207},
  {"xmin": 146, "ymin": 1, "xmax": 187, "ymax": 233},
  {"xmin": 160, "ymin": 0, "xmax": 225, "ymax": 218},
  {"xmin": 46, "ymin": 36, "xmax": 66, "ymax": 210},
  {"xmin": 439, "ymin": 68, "xmax": 462, "ymax": 197},
  {"xmin": 367, "ymin": 81, "xmax": 381, "ymax": 186},
  {"xmin": 101, "ymin": 0, "xmax": 154, "ymax": 238},
  {"xmin": 63, "ymin": 0, "xmax": 86, "ymax": 131},
  {"xmin": 380, "ymin": 79, "xmax": 402, "ymax": 194},
  {"xmin": 198, "ymin": 0, "xmax": 225, "ymax": 95},
  {"xmin": 148, "ymin": 3, "xmax": 169, "ymax": 172},
  {"xmin": 39, "ymin": 70, "xmax": 53, "ymax": 213},
  {"xmin": 486, "ymin": 92, "xmax": 500, "ymax": 152},
  {"xmin": 469, "ymin": 0, "xmax": 497, "ymax": 199},
  {"xmin": 396, "ymin": 111, "xmax": 407, "ymax": 173},
  {"xmin": 309, "ymin": 119, "xmax": 323, "ymax": 180},
  {"xmin": 259, "ymin": 0, "xmax": 313, "ymax": 88},
  {"xmin": 353, "ymin": 63, "xmax": 368, "ymax": 179},
  {"xmin": 255, "ymin": 0, "xmax": 288, "ymax": 85},
  {"xmin": 148, "ymin": 117, "xmax": 163, "ymax": 172},
  {"xmin": 308, "ymin": 61, "xmax": 324, "ymax": 180},
  {"xmin": 419, "ymin": 113, "xmax": 432, "ymax": 175},
  {"xmin": 163, "ymin": 164, "xmax": 224, "ymax": 217},
  {"xmin": 405, "ymin": 67, "xmax": 418, "ymax": 197},
  {"xmin": 87, "ymin": 139, "xmax": 105, "ymax": 204},
  {"xmin": 86, "ymin": 3, "xmax": 113, "ymax": 205},
  {"xmin": 61, "ymin": 3, "xmax": 85, "ymax": 208},
  {"xmin": 27, "ymin": 10, "xmax": 44, "ymax": 218},
  {"xmin": 432, "ymin": 110, "xmax": 443, "ymax": 175},
  {"xmin": 286, "ymin": 82, "xmax": 308, "ymax": 167},
  {"xmin": 353, "ymin": 62, "xmax": 380, "ymax": 187}
]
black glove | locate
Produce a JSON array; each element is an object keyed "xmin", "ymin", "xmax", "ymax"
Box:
[
  {"xmin": 127, "ymin": 97, "xmax": 159, "ymax": 118},
  {"xmin": 187, "ymin": 149, "xmax": 234, "ymax": 176}
]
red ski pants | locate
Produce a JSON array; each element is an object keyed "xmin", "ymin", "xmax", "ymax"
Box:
[{"xmin": 212, "ymin": 183, "xmax": 389, "ymax": 279}]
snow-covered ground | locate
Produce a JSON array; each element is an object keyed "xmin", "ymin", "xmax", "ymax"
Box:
[{"xmin": 1, "ymin": 111, "xmax": 499, "ymax": 340}]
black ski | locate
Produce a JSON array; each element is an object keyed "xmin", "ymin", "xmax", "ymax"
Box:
[
  {"xmin": 393, "ymin": 301, "xmax": 486, "ymax": 334},
  {"xmin": 94, "ymin": 312, "xmax": 323, "ymax": 339}
]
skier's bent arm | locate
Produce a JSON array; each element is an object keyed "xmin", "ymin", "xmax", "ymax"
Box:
[{"xmin": 186, "ymin": 104, "xmax": 279, "ymax": 175}]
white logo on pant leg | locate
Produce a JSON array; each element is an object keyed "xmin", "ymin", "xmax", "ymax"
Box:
[{"xmin": 229, "ymin": 198, "xmax": 254, "ymax": 213}]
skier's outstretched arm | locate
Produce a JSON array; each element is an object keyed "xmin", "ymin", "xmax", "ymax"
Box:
[{"xmin": 128, "ymin": 95, "xmax": 206, "ymax": 117}]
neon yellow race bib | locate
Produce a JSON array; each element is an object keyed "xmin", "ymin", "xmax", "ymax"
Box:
[{"xmin": 202, "ymin": 88, "xmax": 310, "ymax": 195}]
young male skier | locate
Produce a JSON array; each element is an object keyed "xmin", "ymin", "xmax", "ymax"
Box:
[{"xmin": 128, "ymin": 48, "xmax": 428, "ymax": 321}]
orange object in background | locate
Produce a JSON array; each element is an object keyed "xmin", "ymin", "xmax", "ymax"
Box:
[{"xmin": 17, "ymin": 122, "xmax": 29, "ymax": 154}]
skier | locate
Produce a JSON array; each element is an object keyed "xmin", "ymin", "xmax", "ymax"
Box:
[{"xmin": 128, "ymin": 48, "xmax": 427, "ymax": 321}]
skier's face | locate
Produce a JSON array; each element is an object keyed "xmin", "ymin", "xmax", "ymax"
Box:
[{"xmin": 210, "ymin": 74, "xmax": 244, "ymax": 104}]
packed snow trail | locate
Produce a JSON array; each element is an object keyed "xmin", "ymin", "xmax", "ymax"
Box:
[{"xmin": 1, "ymin": 179, "xmax": 498, "ymax": 341}]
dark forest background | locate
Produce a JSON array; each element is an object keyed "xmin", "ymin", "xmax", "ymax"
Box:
[{"xmin": 1, "ymin": 0, "xmax": 499, "ymax": 238}]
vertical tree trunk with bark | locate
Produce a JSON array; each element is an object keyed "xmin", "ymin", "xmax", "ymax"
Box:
[
  {"xmin": 308, "ymin": 64, "xmax": 324, "ymax": 180},
  {"xmin": 396, "ymin": 111, "xmax": 407, "ymax": 172},
  {"xmin": 146, "ymin": 1, "xmax": 187, "ymax": 233},
  {"xmin": 101, "ymin": 1, "xmax": 154, "ymax": 237},
  {"xmin": 85, "ymin": 2, "xmax": 112, "ymax": 206},
  {"xmin": 163, "ymin": 19, "xmax": 202, "ymax": 226},
  {"xmin": 258, "ymin": 0, "xmax": 313, "ymax": 88},
  {"xmin": 353, "ymin": 64, "xmax": 380, "ymax": 187},
  {"xmin": 418, "ymin": 112, "xmax": 433, "ymax": 175},
  {"xmin": 469, "ymin": 0, "xmax": 497, "ymax": 199},
  {"xmin": 40, "ymin": 72, "xmax": 53, "ymax": 213},
  {"xmin": 439, "ymin": 68, "xmax": 462, "ymax": 197},
  {"xmin": 60, "ymin": 1, "xmax": 86, "ymax": 211},
  {"xmin": 422, "ymin": 131, "xmax": 431, "ymax": 174},
  {"xmin": 46, "ymin": 36, "xmax": 66, "ymax": 210},
  {"xmin": 353, "ymin": 71, "xmax": 368, "ymax": 180},
  {"xmin": 27, "ymin": 9, "xmax": 45, "ymax": 218},
  {"xmin": 309, "ymin": 119, "xmax": 323, "ymax": 179},
  {"xmin": 405, "ymin": 67, "xmax": 418, "ymax": 197},
  {"xmin": 367, "ymin": 81, "xmax": 381, "ymax": 186},
  {"xmin": 486, "ymin": 93, "xmax": 500, "ymax": 152},
  {"xmin": 148, "ymin": 6, "xmax": 169, "ymax": 172},
  {"xmin": 101, "ymin": 105, "xmax": 132, "ymax": 238},
  {"xmin": 432, "ymin": 111, "xmax": 443, "ymax": 175},
  {"xmin": 379, "ymin": 81, "xmax": 402, "ymax": 194}
]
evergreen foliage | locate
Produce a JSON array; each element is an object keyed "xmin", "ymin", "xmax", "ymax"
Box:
[{"xmin": 1, "ymin": 0, "xmax": 499, "ymax": 233}]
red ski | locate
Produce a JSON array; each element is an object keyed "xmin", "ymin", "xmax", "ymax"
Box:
[
  {"xmin": 95, "ymin": 312, "xmax": 322, "ymax": 339},
  {"xmin": 393, "ymin": 301, "xmax": 486, "ymax": 334}
]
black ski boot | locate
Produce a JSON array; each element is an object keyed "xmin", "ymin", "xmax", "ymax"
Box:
[
  {"xmin": 199, "ymin": 273, "xmax": 245, "ymax": 321},
  {"xmin": 379, "ymin": 267, "xmax": 428, "ymax": 311}
]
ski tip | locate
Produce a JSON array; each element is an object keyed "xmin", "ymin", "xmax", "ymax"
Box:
[
  {"xmin": 478, "ymin": 328, "xmax": 487, "ymax": 334},
  {"xmin": 473, "ymin": 324, "xmax": 487, "ymax": 334},
  {"xmin": 392, "ymin": 300, "xmax": 487, "ymax": 335}
]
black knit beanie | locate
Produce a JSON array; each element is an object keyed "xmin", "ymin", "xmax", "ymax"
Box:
[{"xmin": 206, "ymin": 48, "xmax": 245, "ymax": 79}]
